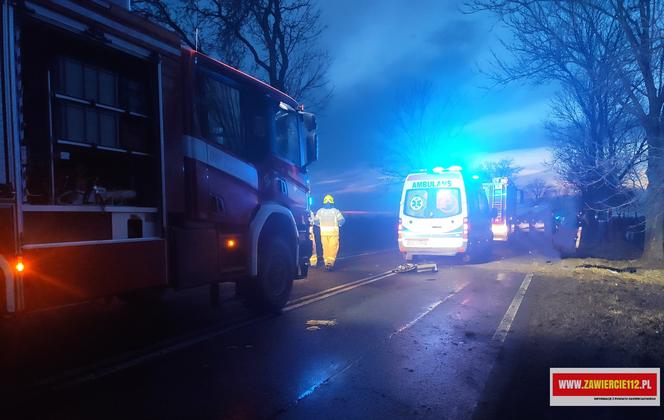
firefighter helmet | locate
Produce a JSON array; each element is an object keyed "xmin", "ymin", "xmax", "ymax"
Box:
[{"xmin": 323, "ymin": 194, "xmax": 334, "ymax": 204}]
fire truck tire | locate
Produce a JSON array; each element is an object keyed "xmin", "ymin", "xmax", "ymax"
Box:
[{"xmin": 248, "ymin": 236, "xmax": 294, "ymax": 313}]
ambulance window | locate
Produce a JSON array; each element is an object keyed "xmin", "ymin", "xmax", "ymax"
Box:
[
  {"xmin": 405, "ymin": 188, "xmax": 461, "ymax": 218},
  {"xmin": 195, "ymin": 69, "xmax": 243, "ymax": 157},
  {"xmin": 404, "ymin": 190, "xmax": 428, "ymax": 218},
  {"xmin": 273, "ymin": 109, "xmax": 301, "ymax": 166},
  {"xmin": 435, "ymin": 188, "xmax": 461, "ymax": 217}
]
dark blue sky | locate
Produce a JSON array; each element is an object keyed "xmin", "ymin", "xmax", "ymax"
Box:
[{"xmin": 308, "ymin": 0, "xmax": 556, "ymax": 213}]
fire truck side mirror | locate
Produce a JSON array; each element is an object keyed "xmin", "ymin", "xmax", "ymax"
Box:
[{"xmin": 301, "ymin": 112, "xmax": 318, "ymax": 166}]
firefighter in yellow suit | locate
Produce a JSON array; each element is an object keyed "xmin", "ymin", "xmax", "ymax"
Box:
[{"xmin": 314, "ymin": 194, "xmax": 345, "ymax": 270}]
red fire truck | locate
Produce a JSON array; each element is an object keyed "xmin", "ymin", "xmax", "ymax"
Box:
[
  {"xmin": 482, "ymin": 177, "xmax": 518, "ymax": 241},
  {"xmin": 0, "ymin": 0, "xmax": 317, "ymax": 315}
]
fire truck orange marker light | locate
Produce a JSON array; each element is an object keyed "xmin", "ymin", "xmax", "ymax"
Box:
[{"xmin": 16, "ymin": 258, "xmax": 25, "ymax": 272}]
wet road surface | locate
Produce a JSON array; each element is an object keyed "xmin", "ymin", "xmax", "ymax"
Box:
[
  {"xmin": 5, "ymin": 238, "xmax": 661, "ymax": 419},
  {"xmin": 4, "ymin": 249, "xmax": 534, "ymax": 419}
]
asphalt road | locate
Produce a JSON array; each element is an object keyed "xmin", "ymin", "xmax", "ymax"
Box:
[{"xmin": 3, "ymin": 240, "xmax": 663, "ymax": 419}]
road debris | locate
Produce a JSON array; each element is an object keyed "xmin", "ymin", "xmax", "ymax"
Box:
[
  {"xmin": 576, "ymin": 264, "xmax": 638, "ymax": 273},
  {"xmin": 394, "ymin": 263, "xmax": 416, "ymax": 273},
  {"xmin": 416, "ymin": 263, "xmax": 438, "ymax": 273},
  {"xmin": 306, "ymin": 319, "xmax": 337, "ymax": 331},
  {"xmin": 394, "ymin": 263, "xmax": 438, "ymax": 273}
]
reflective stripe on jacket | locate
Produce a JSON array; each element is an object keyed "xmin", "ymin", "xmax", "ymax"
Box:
[{"xmin": 315, "ymin": 207, "xmax": 345, "ymax": 235}]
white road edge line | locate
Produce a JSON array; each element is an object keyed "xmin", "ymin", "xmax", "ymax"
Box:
[
  {"xmin": 492, "ymin": 272, "xmax": 534, "ymax": 344},
  {"xmin": 44, "ymin": 270, "xmax": 398, "ymax": 390}
]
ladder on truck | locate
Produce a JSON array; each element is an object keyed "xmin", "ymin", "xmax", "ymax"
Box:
[{"xmin": 491, "ymin": 184, "xmax": 505, "ymax": 222}]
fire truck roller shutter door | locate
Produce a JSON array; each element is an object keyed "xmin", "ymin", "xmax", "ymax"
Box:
[{"xmin": 249, "ymin": 203, "xmax": 300, "ymax": 277}]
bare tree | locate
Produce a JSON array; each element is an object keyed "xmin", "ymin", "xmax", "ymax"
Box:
[
  {"xmin": 589, "ymin": 0, "xmax": 664, "ymax": 264},
  {"xmin": 196, "ymin": 0, "xmax": 332, "ymax": 110},
  {"xmin": 526, "ymin": 177, "xmax": 553, "ymax": 203},
  {"xmin": 476, "ymin": 158, "xmax": 523, "ymax": 180},
  {"xmin": 547, "ymin": 89, "xmax": 646, "ymax": 212},
  {"xmin": 373, "ymin": 81, "xmax": 463, "ymax": 179},
  {"xmin": 133, "ymin": 0, "xmax": 246, "ymax": 65},
  {"xmin": 468, "ymin": 0, "xmax": 661, "ymax": 263},
  {"xmin": 134, "ymin": 0, "xmax": 332, "ymax": 110}
]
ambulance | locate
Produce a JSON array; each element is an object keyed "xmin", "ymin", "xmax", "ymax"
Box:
[{"xmin": 398, "ymin": 167, "xmax": 494, "ymax": 262}]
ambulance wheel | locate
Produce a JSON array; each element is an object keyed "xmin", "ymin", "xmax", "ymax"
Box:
[
  {"xmin": 247, "ymin": 236, "xmax": 294, "ymax": 313},
  {"xmin": 461, "ymin": 242, "xmax": 478, "ymax": 264}
]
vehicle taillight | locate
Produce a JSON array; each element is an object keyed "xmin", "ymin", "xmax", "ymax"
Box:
[
  {"xmin": 398, "ymin": 218, "xmax": 403, "ymax": 239},
  {"xmin": 463, "ymin": 217, "xmax": 469, "ymax": 240}
]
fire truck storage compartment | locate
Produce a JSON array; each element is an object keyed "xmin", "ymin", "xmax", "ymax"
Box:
[{"xmin": 18, "ymin": 18, "xmax": 162, "ymax": 242}]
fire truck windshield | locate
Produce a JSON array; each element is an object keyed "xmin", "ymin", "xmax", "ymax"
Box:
[{"xmin": 194, "ymin": 63, "xmax": 314, "ymax": 168}]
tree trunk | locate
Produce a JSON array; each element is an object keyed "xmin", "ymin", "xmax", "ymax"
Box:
[
  {"xmin": 642, "ymin": 162, "xmax": 664, "ymax": 266},
  {"xmin": 641, "ymin": 125, "xmax": 664, "ymax": 266}
]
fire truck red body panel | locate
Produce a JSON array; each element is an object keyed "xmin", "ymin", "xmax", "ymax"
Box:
[{"xmin": 0, "ymin": 0, "xmax": 314, "ymax": 314}]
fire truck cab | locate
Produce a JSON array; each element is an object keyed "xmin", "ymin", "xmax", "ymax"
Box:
[{"xmin": 0, "ymin": 0, "xmax": 316, "ymax": 315}]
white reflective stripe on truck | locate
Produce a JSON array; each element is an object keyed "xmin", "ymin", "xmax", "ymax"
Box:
[{"xmin": 183, "ymin": 135, "xmax": 259, "ymax": 190}]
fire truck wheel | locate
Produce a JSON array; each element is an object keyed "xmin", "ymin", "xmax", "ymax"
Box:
[{"xmin": 249, "ymin": 236, "xmax": 294, "ymax": 313}]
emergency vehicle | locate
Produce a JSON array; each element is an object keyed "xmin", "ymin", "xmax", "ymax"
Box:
[
  {"xmin": 482, "ymin": 177, "xmax": 518, "ymax": 241},
  {"xmin": 398, "ymin": 167, "xmax": 494, "ymax": 262},
  {"xmin": 0, "ymin": 0, "xmax": 317, "ymax": 315}
]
